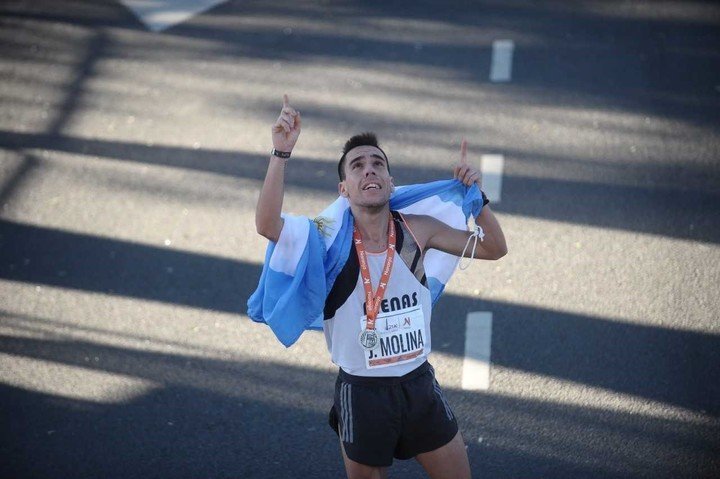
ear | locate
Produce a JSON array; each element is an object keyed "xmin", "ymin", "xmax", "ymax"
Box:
[
  {"xmin": 390, "ymin": 176, "xmax": 395, "ymax": 192},
  {"xmin": 338, "ymin": 181, "xmax": 348, "ymax": 198}
]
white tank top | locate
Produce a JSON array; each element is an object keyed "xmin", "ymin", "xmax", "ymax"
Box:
[{"xmin": 323, "ymin": 213, "xmax": 433, "ymax": 377}]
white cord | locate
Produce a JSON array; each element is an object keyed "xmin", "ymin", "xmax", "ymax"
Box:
[{"xmin": 458, "ymin": 224, "xmax": 485, "ymax": 270}]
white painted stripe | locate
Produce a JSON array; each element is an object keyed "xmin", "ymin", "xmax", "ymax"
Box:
[
  {"xmin": 462, "ymin": 312, "xmax": 492, "ymax": 390},
  {"xmin": 481, "ymin": 154, "xmax": 504, "ymax": 203},
  {"xmin": 490, "ymin": 40, "xmax": 514, "ymax": 82},
  {"xmin": 120, "ymin": 0, "xmax": 228, "ymax": 32}
]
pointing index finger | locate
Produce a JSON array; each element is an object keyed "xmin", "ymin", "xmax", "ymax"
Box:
[
  {"xmin": 283, "ymin": 94, "xmax": 290, "ymax": 108},
  {"xmin": 460, "ymin": 138, "xmax": 468, "ymax": 164}
]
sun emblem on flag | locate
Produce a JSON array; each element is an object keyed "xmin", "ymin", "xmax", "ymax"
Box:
[{"xmin": 312, "ymin": 216, "xmax": 335, "ymax": 237}]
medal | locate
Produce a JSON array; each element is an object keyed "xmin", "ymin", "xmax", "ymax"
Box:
[
  {"xmin": 354, "ymin": 215, "xmax": 396, "ymax": 351},
  {"xmin": 359, "ymin": 329, "xmax": 380, "ymax": 351}
]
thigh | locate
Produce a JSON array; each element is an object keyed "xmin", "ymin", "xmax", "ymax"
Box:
[
  {"xmin": 395, "ymin": 369, "xmax": 458, "ymax": 459},
  {"xmin": 340, "ymin": 439, "xmax": 389, "ymax": 479},
  {"xmin": 415, "ymin": 430, "xmax": 470, "ymax": 479},
  {"xmin": 332, "ymin": 378, "xmax": 402, "ymax": 468}
]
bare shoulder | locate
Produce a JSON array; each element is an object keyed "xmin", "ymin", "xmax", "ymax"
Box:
[{"xmin": 399, "ymin": 213, "xmax": 447, "ymax": 251}]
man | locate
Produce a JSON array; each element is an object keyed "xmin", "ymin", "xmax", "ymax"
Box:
[{"xmin": 255, "ymin": 95, "xmax": 507, "ymax": 479}]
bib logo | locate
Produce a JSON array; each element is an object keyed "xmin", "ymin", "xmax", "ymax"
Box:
[{"xmin": 383, "ymin": 314, "xmax": 414, "ymax": 333}]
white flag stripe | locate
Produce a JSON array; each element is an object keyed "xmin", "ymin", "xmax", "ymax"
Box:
[
  {"xmin": 462, "ymin": 312, "xmax": 493, "ymax": 390},
  {"xmin": 481, "ymin": 154, "xmax": 504, "ymax": 203},
  {"xmin": 490, "ymin": 40, "xmax": 514, "ymax": 82}
]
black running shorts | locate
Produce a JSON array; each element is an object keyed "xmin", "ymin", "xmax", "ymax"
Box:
[{"xmin": 328, "ymin": 361, "xmax": 459, "ymax": 467}]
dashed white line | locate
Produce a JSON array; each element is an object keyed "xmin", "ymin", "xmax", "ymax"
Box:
[
  {"xmin": 481, "ymin": 154, "xmax": 504, "ymax": 203},
  {"xmin": 490, "ymin": 40, "xmax": 514, "ymax": 82},
  {"xmin": 462, "ymin": 312, "xmax": 493, "ymax": 390}
]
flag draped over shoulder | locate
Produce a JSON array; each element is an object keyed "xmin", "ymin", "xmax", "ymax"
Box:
[{"xmin": 247, "ymin": 179, "xmax": 485, "ymax": 347}]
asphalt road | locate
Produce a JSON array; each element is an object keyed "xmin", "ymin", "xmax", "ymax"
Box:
[{"xmin": 1, "ymin": 1, "xmax": 719, "ymax": 478}]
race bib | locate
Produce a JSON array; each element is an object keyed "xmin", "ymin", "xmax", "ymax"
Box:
[{"xmin": 361, "ymin": 306, "xmax": 426, "ymax": 369}]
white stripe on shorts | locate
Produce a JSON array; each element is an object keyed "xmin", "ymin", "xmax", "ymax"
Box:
[
  {"xmin": 340, "ymin": 383, "xmax": 353, "ymax": 443},
  {"xmin": 340, "ymin": 383, "xmax": 347, "ymax": 442},
  {"xmin": 434, "ymin": 382, "xmax": 454, "ymax": 420},
  {"xmin": 346, "ymin": 383, "xmax": 353, "ymax": 443}
]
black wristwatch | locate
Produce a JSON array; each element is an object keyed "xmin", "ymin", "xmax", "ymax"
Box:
[
  {"xmin": 271, "ymin": 148, "xmax": 291, "ymax": 159},
  {"xmin": 481, "ymin": 190, "xmax": 490, "ymax": 206}
]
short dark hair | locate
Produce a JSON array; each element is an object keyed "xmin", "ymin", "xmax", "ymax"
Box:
[{"xmin": 337, "ymin": 132, "xmax": 390, "ymax": 181}]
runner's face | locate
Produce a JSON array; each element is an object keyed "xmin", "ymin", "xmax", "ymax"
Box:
[{"xmin": 339, "ymin": 145, "xmax": 394, "ymax": 208}]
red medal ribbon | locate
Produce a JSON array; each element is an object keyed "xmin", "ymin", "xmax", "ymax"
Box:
[{"xmin": 353, "ymin": 216, "xmax": 396, "ymax": 332}]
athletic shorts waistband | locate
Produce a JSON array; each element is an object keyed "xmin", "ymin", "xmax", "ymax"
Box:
[{"xmin": 338, "ymin": 361, "xmax": 431, "ymax": 386}]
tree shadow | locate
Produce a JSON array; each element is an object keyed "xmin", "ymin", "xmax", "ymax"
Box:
[
  {"xmin": 3, "ymin": 0, "xmax": 720, "ymax": 130},
  {"xmin": 1, "ymin": 1, "xmax": 720, "ymax": 243},
  {"xmin": 1, "ymin": 134, "xmax": 718, "ymax": 244},
  {"xmin": 432, "ymin": 294, "xmax": 720, "ymax": 417},
  {"xmin": 1, "ymin": 2, "xmax": 719, "ymax": 476},
  {"xmin": 0, "ymin": 332, "xmax": 717, "ymax": 478},
  {"xmin": 1, "ymin": 221, "xmax": 718, "ymax": 416}
]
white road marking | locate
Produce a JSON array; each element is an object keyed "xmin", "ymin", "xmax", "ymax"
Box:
[
  {"xmin": 481, "ymin": 154, "xmax": 504, "ymax": 203},
  {"xmin": 462, "ymin": 312, "xmax": 492, "ymax": 390},
  {"xmin": 490, "ymin": 40, "xmax": 514, "ymax": 82},
  {"xmin": 120, "ymin": 0, "xmax": 228, "ymax": 32}
]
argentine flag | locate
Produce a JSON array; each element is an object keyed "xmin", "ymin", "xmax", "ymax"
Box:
[{"xmin": 247, "ymin": 179, "xmax": 485, "ymax": 347}]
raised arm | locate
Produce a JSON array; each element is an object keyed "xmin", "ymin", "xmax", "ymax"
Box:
[
  {"xmin": 255, "ymin": 94, "xmax": 302, "ymax": 242},
  {"xmin": 407, "ymin": 139, "xmax": 508, "ymax": 260}
]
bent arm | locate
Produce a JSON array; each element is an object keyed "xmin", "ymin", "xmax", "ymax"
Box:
[
  {"xmin": 406, "ymin": 206, "xmax": 508, "ymax": 260},
  {"xmin": 468, "ymin": 205, "xmax": 507, "ymax": 259},
  {"xmin": 422, "ymin": 138, "xmax": 507, "ymax": 260}
]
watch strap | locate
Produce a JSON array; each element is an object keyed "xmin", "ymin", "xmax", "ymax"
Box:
[{"xmin": 271, "ymin": 148, "xmax": 291, "ymax": 159}]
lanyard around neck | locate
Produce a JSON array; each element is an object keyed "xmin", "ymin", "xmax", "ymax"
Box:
[{"xmin": 353, "ymin": 216, "xmax": 396, "ymax": 332}]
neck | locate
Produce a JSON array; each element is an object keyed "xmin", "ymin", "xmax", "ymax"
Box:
[{"xmin": 351, "ymin": 205, "xmax": 391, "ymax": 248}]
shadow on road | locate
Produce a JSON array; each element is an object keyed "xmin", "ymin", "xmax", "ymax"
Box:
[
  {"xmin": 1, "ymin": 1, "xmax": 719, "ymax": 243},
  {"xmin": 1, "ymin": 2, "xmax": 719, "ymax": 477},
  {"xmin": 1, "ymin": 132, "xmax": 719, "ymax": 244},
  {"xmin": 1, "ymin": 220, "xmax": 718, "ymax": 417},
  {"xmin": 0, "ymin": 331, "xmax": 717, "ymax": 478}
]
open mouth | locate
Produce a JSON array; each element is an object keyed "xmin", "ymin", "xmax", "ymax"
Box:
[{"xmin": 362, "ymin": 183, "xmax": 381, "ymax": 190}]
